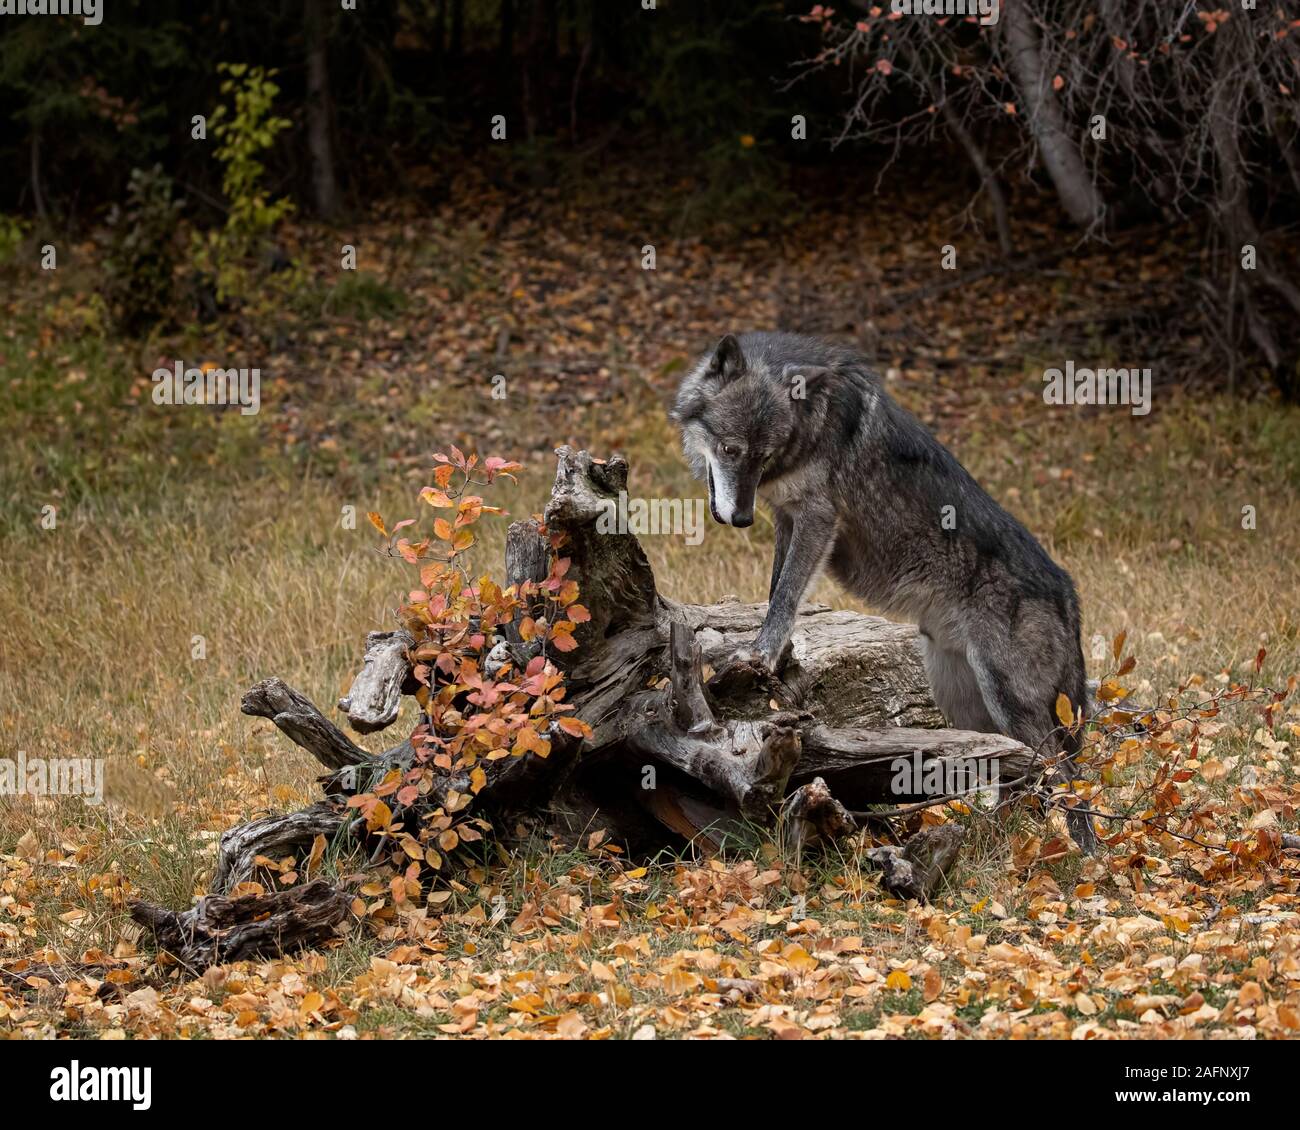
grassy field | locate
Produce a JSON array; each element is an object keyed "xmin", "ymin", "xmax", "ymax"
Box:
[{"xmin": 2, "ymin": 194, "xmax": 1299, "ymax": 1039}]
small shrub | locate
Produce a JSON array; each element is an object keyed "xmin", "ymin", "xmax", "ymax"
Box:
[
  {"xmin": 189, "ymin": 63, "xmax": 296, "ymax": 309},
  {"xmin": 0, "ymin": 214, "xmax": 27, "ymax": 265},
  {"xmin": 99, "ymin": 164, "xmax": 183, "ymax": 334},
  {"xmin": 320, "ymin": 272, "xmax": 408, "ymax": 320}
]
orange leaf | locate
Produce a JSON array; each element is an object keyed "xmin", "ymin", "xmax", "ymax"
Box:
[
  {"xmin": 1055, "ymin": 693, "xmax": 1074, "ymax": 728},
  {"xmin": 366, "ymin": 800, "xmax": 392, "ymax": 833},
  {"xmin": 556, "ymin": 717, "xmax": 591, "ymax": 738}
]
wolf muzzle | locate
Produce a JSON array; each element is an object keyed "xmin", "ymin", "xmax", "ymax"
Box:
[{"xmin": 707, "ymin": 465, "xmax": 754, "ymax": 527}]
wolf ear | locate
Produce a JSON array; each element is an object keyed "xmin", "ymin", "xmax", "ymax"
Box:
[
  {"xmin": 704, "ymin": 334, "xmax": 746, "ymax": 385},
  {"xmin": 781, "ymin": 363, "xmax": 831, "ymax": 402}
]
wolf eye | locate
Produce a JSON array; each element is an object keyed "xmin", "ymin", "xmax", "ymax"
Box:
[{"xmin": 722, "ymin": 444, "xmax": 740, "ymax": 458}]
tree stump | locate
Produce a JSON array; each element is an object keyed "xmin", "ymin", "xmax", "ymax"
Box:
[{"xmin": 131, "ymin": 448, "xmax": 1046, "ymax": 966}]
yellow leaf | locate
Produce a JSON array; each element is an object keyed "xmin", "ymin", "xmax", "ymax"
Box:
[
  {"xmin": 307, "ymin": 833, "xmax": 326, "ymax": 874},
  {"xmin": 782, "ymin": 944, "xmax": 818, "ymax": 974},
  {"xmin": 1055, "ymin": 693, "xmax": 1074, "ymax": 728},
  {"xmin": 885, "ymin": 969, "xmax": 913, "ymax": 991}
]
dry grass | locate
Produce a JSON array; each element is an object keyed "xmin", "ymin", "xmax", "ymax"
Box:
[
  {"xmin": 2, "ymin": 236, "xmax": 1300, "ymax": 1038},
  {"xmin": 1, "ymin": 389, "xmax": 1298, "ymax": 1034}
]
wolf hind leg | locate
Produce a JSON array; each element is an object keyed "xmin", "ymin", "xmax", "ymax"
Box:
[
  {"xmin": 964, "ymin": 637, "xmax": 1098, "ymax": 853},
  {"xmin": 918, "ymin": 634, "xmax": 997, "ymax": 734}
]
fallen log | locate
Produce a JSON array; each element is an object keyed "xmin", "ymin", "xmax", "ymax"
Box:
[
  {"xmin": 132, "ymin": 448, "xmax": 1058, "ymax": 962},
  {"xmin": 212, "ymin": 800, "xmax": 347, "ymax": 895},
  {"xmin": 129, "ymin": 881, "xmax": 352, "ymax": 970}
]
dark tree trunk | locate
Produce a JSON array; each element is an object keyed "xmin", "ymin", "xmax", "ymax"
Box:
[
  {"xmin": 450, "ymin": 0, "xmax": 464, "ymax": 60},
  {"xmin": 500, "ymin": 0, "xmax": 516, "ymax": 63},
  {"xmin": 305, "ymin": 0, "xmax": 342, "ymax": 220},
  {"xmin": 1208, "ymin": 16, "xmax": 1300, "ymax": 398},
  {"xmin": 1000, "ymin": 0, "xmax": 1104, "ymax": 229},
  {"xmin": 435, "ymin": 0, "xmax": 448, "ymax": 60},
  {"xmin": 30, "ymin": 127, "xmax": 48, "ymax": 225}
]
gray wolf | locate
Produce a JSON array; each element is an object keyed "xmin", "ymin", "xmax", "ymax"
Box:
[{"xmin": 671, "ymin": 331, "xmax": 1096, "ymax": 850}]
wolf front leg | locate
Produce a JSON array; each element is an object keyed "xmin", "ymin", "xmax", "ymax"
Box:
[
  {"xmin": 755, "ymin": 505, "xmax": 836, "ymax": 672},
  {"xmin": 768, "ymin": 508, "xmax": 793, "ymax": 602}
]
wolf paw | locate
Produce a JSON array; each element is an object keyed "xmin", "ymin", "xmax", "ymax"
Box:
[
  {"xmin": 707, "ymin": 646, "xmax": 789, "ymax": 701},
  {"xmin": 752, "ymin": 637, "xmax": 793, "ymax": 675}
]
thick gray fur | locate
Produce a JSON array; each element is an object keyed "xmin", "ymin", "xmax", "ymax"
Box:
[{"xmin": 672, "ymin": 331, "xmax": 1096, "ymax": 850}]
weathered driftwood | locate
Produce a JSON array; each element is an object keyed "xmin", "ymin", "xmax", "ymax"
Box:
[
  {"xmin": 624, "ymin": 622, "xmax": 802, "ymax": 819},
  {"xmin": 865, "ymin": 825, "xmax": 967, "ymax": 901},
  {"xmin": 336, "ymin": 630, "xmax": 416, "ymax": 733},
  {"xmin": 129, "ymin": 881, "xmax": 351, "ymax": 970},
  {"xmin": 212, "ymin": 800, "xmax": 347, "ymax": 894},
  {"xmin": 133, "ymin": 447, "xmax": 1049, "ymax": 961},
  {"xmin": 781, "ymin": 777, "xmax": 859, "ymax": 856},
  {"xmin": 794, "ymin": 726, "xmax": 1030, "ymax": 806},
  {"xmin": 241, "ymin": 678, "xmax": 370, "ymax": 770}
]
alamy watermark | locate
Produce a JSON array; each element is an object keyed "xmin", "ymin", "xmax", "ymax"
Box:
[
  {"xmin": 1, "ymin": 752, "xmax": 104, "ymax": 806},
  {"xmin": 1042, "ymin": 360, "xmax": 1151, "ymax": 416},
  {"xmin": 152, "ymin": 359, "xmax": 260, "ymax": 415},
  {"xmin": 891, "ymin": 0, "xmax": 999, "ymax": 27},
  {"xmin": 50, "ymin": 1061, "xmax": 151, "ymax": 1110},
  {"xmin": 596, "ymin": 492, "xmax": 706, "ymax": 546},
  {"xmin": 0, "ymin": 0, "xmax": 101, "ymax": 25},
  {"xmin": 890, "ymin": 751, "xmax": 999, "ymax": 806}
]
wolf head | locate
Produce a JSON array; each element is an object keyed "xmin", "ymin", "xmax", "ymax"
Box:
[{"xmin": 671, "ymin": 333, "xmax": 827, "ymax": 528}]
